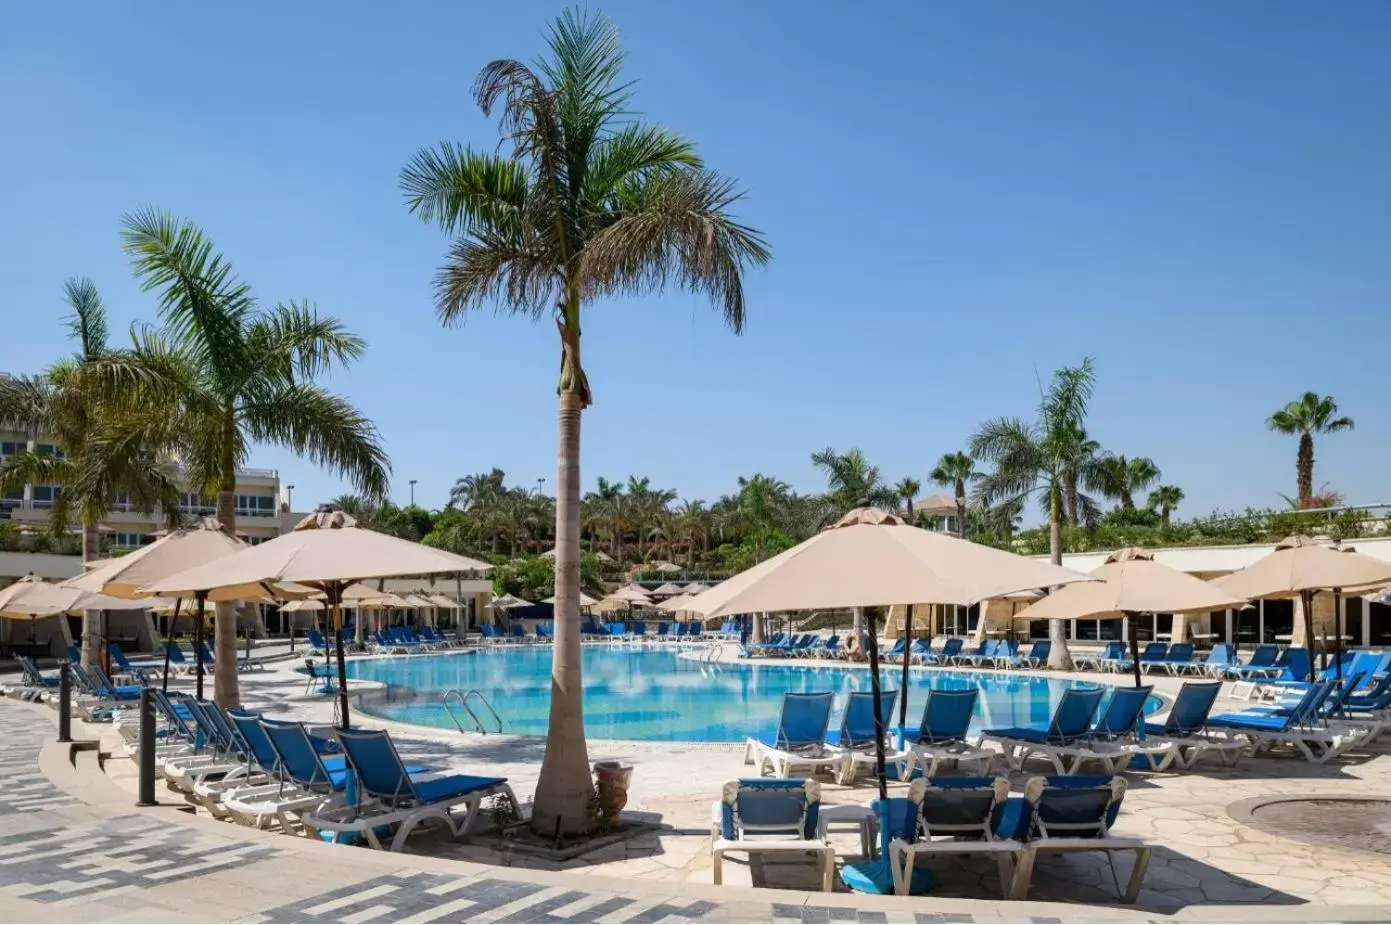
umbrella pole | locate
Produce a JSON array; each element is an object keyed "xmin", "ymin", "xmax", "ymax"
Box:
[
  {"xmin": 1333, "ymin": 588, "xmax": 1343, "ymax": 684},
  {"xmin": 1128, "ymin": 611, "xmax": 1142, "ymax": 688},
  {"xmin": 331, "ymin": 582, "xmax": 350, "ymax": 728},
  {"xmin": 162, "ymin": 599, "xmax": 181, "ymax": 694},
  {"xmin": 842, "ymin": 605, "xmax": 930, "ymax": 895},
  {"xmin": 194, "ymin": 591, "xmax": 207, "ymax": 700},
  {"xmin": 898, "ymin": 605, "xmax": 913, "ymax": 744},
  {"xmin": 1301, "ymin": 589, "xmax": 1317, "ymax": 682}
]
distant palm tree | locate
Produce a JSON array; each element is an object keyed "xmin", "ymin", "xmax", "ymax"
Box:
[
  {"xmin": 0, "ymin": 279, "xmax": 182, "ymax": 666},
  {"xmin": 672, "ymin": 500, "xmax": 709, "ymax": 568},
  {"xmin": 120, "ymin": 209, "xmax": 390, "ymax": 709},
  {"xmin": 1097, "ymin": 454, "xmax": 1161, "ymax": 511},
  {"xmin": 971, "ymin": 358, "xmax": 1100, "ymax": 670},
  {"xmin": 810, "ymin": 447, "xmax": 899, "ymax": 515},
  {"xmin": 736, "ymin": 473, "xmax": 790, "ymax": 562},
  {"xmin": 1267, "ymin": 392, "xmax": 1354, "ymax": 503},
  {"xmin": 895, "ymin": 477, "xmax": 921, "ymax": 520},
  {"xmin": 929, "ymin": 451, "xmax": 980, "ymax": 537},
  {"xmin": 400, "ymin": 10, "xmax": 769, "ymax": 835},
  {"xmin": 1147, "ymin": 485, "xmax": 1184, "ymax": 527},
  {"xmin": 449, "ymin": 468, "xmax": 506, "ymax": 511}
]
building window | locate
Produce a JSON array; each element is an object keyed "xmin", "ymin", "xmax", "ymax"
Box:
[
  {"xmin": 0, "ymin": 487, "xmax": 21, "ymax": 510},
  {"xmin": 35, "ymin": 443, "xmax": 64, "ymax": 459},
  {"xmin": 31, "ymin": 485, "xmax": 63, "ymax": 509},
  {"xmin": 180, "ymin": 492, "xmax": 216, "ymax": 515},
  {"xmin": 111, "ymin": 532, "xmax": 153, "ymax": 549},
  {"xmin": 111, "ymin": 493, "xmax": 134, "ymax": 513},
  {"xmin": 246, "ymin": 535, "xmax": 268, "ymax": 546},
  {"xmin": 235, "ymin": 494, "xmax": 276, "ymax": 517},
  {"xmin": 0, "ymin": 441, "xmax": 21, "ymax": 458}
]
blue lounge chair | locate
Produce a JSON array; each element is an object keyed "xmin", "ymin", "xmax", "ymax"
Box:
[
  {"xmin": 929, "ymin": 638, "xmax": 965, "ymax": 665},
  {"xmin": 304, "ymin": 628, "xmax": 330, "ymax": 655},
  {"xmin": 1206, "ymin": 678, "xmax": 1363, "ymax": 763},
  {"xmin": 881, "ymin": 639, "xmax": 908, "ymax": 663},
  {"xmin": 1195, "ymin": 644, "xmax": 1238, "ymax": 678},
  {"xmin": 743, "ymin": 691, "xmax": 842, "ymax": 778},
  {"xmin": 1074, "ymin": 641, "xmax": 1120, "ymax": 671},
  {"xmin": 979, "ymin": 687, "xmax": 1107, "ymax": 771},
  {"xmin": 955, "ymin": 639, "xmax": 993, "ymax": 667},
  {"xmin": 907, "ymin": 687, "xmax": 993, "ymax": 777},
  {"xmin": 108, "ymin": 643, "xmax": 161, "ymax": 683},
  {"xmin": 711, "ymin": 778, "xmax": 833, "ymax": 891},
  {"xmin": 16, "ymin": 655, "xmax": 59, "ymax": 688},
  {"xmin": 828, "ymin": 689, "xmax": 905, "ymax": 783},
  {"xmin": 1159, "ymin": 643, "xmax": 1196, "ymax": 676},
  {"xmin": 886, "ymin": 776, "xmax": 1022, "ymax": 896},
  {"xmin": 809, "ymin": 635, "xmax": 841, "ymax": 659},
  {"xmin": 1226, "ymin": 643, "xmax": 1281, "ymax": 681},
  {"xmin": 1010, "ymin": 776, "xmax": 1151, "ymax": 902},
  {"xmin": 1140, "ymin": 680, "xmax": 1246, "ymax": 769},
  {"xmin": 991, "ymin": 640, "xmax": 1021, "ymax": 669},
  {"xmin": 89, "ymin": 663, "xmax": 144, "ymax": 702},
  {"xmin": 1005, "ymin": 640, "xmax": 1050, "ymax": 670},
  {"xmin": 1027, "ymin": 686, "xmax": 1167, "ymax": 774},
  {"xmin": 1137, "ymin": 642, "xmax": 1170, "ymax": 674},
  {"xmin": 306, "ymin": 727, "xmax": 514, "ymax": 851}
]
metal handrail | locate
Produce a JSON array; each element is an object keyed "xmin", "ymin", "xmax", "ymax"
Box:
[
  {"xmin": 441, "ymin": 689, "xmax": 486, "ymax": 733},
  {"xmin": 441, "ymin": 688, "xmax": 506, "ymax": 734},
  {"xmin": 462, "ymin": 689, "xmax": 506, "ymax": 733}
]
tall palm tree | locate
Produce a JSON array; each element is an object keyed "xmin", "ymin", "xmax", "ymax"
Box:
[
  {"xmin": 0, "ymin": 280, "xmax": 182, "ymax": 666},
  {"xmin": 1097, "ymin": 454, "xmax": 1161, "ymax": 510},
  {"xmin": 810, "ymin": 447, "xmax": 899, "ymax": 515},
  {"xmin": 400, "ymin": 9, "xmax": 769, "ymax": 834},
  {"xmin": 929, "ymin": 451, "xmax": 980, "ymax": 537},
  {"xmin": 1147, "ymin": 485, "xmax": 1184, "ymax": 527},
  {"xmin": 121, "ymin": 209, "xmax": 390, "ymax": 708},
  {"xmin": 894, "ymin": 477, "xmax": 921, "ymax": 520},
  {"xmin": 672, "ymin": 499, "xmax": 709, "ymax": 569},
  {"xmin": 971, "ymin": 358, "xmax": 1099, "ymax": 670},
  {"xmin": 449, "ymin": 468, "xmax": 507, "ymax": 511},
  {"xmin": 1057, "ymin": 424, "xmax": 1108, "ymax": 527},
  {"xmin": 735, "ymin": 473, "xmax": 789, "ymax": 563},
  {"xmin": 1267, "ymin": 392, "xmax": 1354, "ymax": 504}
]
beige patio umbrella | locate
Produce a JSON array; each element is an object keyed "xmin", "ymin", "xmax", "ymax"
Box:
[
  {"xmin": 64, "ymin": 518, "xmax": 310, "ymax": 694},
  {"xmin": 278, "ymin": 598, "xmax": 325, "ymax": 612},
  {"xmin": 1013, "ymin": 548, "xmax": 1247, "ymax": 686},
  {"xmin": 656, "ymin": 591, "xmax": 696, "ymax": 613},
  {"xmin": 677, "ymin": 508, "xmax": 1091, "ymax": 895},
  {"xmin": 540, "ymin": 592, "xmax": 598, "ymax": 607},
  {"xmin": 612, "ymin": 585, "xmax": 653, "ymax": 603},
  {"xmin": 0, "ymin": 575, "xmax": 152, "ymax": 663},
  {"xmin": 649, "ymin": 561, "xmax": 681, "ymax": 573},
  {"xmin": 684, "ymin": 582, "xmax": 710, "ymax": 594},
  {"xmin": 650, "ymin": 582, "xmax": 685, "ymax": 597},
  {"xmin": 142, "ymin": 509, "xmax": 492, "ymax": 722},
  {"xmin": 426, "ymin": 593, "xmax": 459, "ymax": 609},
  {"xmin": 1213, "ymin": 535, "xmax": 1391, "ymax": 681}
]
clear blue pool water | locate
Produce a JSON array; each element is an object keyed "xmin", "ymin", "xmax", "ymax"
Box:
[{"xmin": 348, "ymin": 646, "xmax": 1161, "ymax": 742}]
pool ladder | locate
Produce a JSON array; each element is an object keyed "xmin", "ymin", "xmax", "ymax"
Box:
[{"xmin": 441, "ymin": 689, "xmax": 507, "ymax": 734}]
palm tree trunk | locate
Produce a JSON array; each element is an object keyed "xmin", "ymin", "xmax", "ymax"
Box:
[
  {"xmin": 1297, "ymin": 433, "xmax": 1314, "ymax": 502},
  {"xmin": 1065, "ymin": 480, "xmax": 1079, "ymax": 527},
  {"xmin": 1120, "ymin": 487, "xmax": 1134, "ymax": 510},
  {"xmin": 954, "ymin": 481, "xmax": 967, "ymax": 538},
  {"xmin": 214, "ymin": 472, "xmax": 240, "ymax": 709},
  {"xmin": 81, "ymin": 520, "xmax": 102, "ymax": 669},
  {"xmin": 1046, "ymin": 488, "xmax": 1074, "ymax": 670},
  {"xmin": 532, "ymin": 388, "xmax": 593, "ymax": 836}
]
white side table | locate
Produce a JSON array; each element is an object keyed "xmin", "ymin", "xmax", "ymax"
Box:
[{"xmin": 817, "ymin": 803, "xmax": 879, "ymax": 858}]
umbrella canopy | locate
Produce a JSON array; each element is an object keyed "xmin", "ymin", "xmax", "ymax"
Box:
[
  {"xmin": 611, "ymin": 585, "xmax": 653, "ymax": 604},
  {"xmin": 649, "ymin": 561, "xmax": 681, "ymax": 573},
  {"xmin": 682, "ymin": 508, "xmax": 1093, "ymax": 620},
  {"xmin": 402, "ymin": 593, "xmax": 437, "ymax": 608},
  {"xmin": 1213, "ymin": 535, "xmax": 1391, "ymax": 598},
  {"xmin": 1013, "ymin": 548, "xmax": 1247, "ymax": 621},
  {"xmin": 539, "ymin": 592, "xmax": 598, "ymax": 607},
  {"xmin": 65, "ymin": 518, "xmax": 283, "ymax": 602},
  {"xmin": 278, "ymin": 598, "xmax": 325, "ymax": 613},
  {"xmin": 0, "ymin": 574, "xmax": 152, "ymax": 618},
  {"xmin": 357, "ymin": 592, "xmax": 417, "ymax": 608},
  {"xmin": 493, "ymin": 593, "xmax": 534, "ymax": 609},
  {"xmin": 650, "ymin": 582, "xmax": 685, "ymax": 597},
  {"xmin": 425, "ymin": 593, "xmax": 459, "ymax": 608},
  {"xmin": 141, "ymin": 510, "xmax": 493, "ymax": 597},
  {"xmin": 541, "ymin": 547, "xmax": 613, "ymax": 562},
  {"xmin": 656, "ymin": 592, "xmax": 694, "ymax": 612},
  {"xmin": 684, "ymin": 582, "xmax": 710, "ymax": 594}
]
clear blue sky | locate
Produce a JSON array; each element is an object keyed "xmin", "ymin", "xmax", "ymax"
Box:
[{"xmin": 3, "ymin": 2, "xmax": 1388, "ymax": 522}]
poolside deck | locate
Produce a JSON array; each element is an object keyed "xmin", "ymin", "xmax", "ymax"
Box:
[{"xmin": 6, "ymin": 647, "xmax": 1391, "ymax": 921}]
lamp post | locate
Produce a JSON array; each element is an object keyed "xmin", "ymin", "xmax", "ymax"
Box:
[
  {"xmin": 409, "ymin": 479, "xmax": 417, "ymax": 506},
  {"xmin": 286, "ymin": 484, "xmax": 295, "ymax": 510},
  {"xmin": 536, "ymin": 477, "xmax": 546, "ymax": 496}
]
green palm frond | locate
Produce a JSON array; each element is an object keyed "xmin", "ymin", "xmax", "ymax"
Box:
[
  {"xmin": 582, "ymin": 169, "xmax": 770, "ymax": 332},
  {"xmin": 0, "ymin": 452, "xmax": 71, "ymax": 496},
  {"xmin": 246, "ymin": 301, "xmax": 367, "ymax": 383},
  {"xmin": 62, "ymin": 277, "xmax": 109, "ymax": 360},
  {"xmin": 0, "ymin": 374, "xmax": 53, "ymax": 436},
  {"xmin": 121, "ymin": 208, "xmax": 255, "ymax": 393},
  {"xmin": 65, "ymin": 424, "xmax": 183, "ymax": 533},
  {"xmin": 436, "ymin": 235, "xmax": 560, "ymax": 324},
  {"xmin": 241, "ymin": 383, "xmax": 390, "ymax": 500},
  {"xmin": 400, "ymin": 144, "xmax": 535, "ymax": 237},
  {"xmin": 586, "ymin": 124, "xmax": 700, "ymax": 206}
]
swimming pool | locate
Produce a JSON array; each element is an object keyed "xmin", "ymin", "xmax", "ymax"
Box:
[{"xmin": 348, "ymin": 646, "xmax": 1161, "ymax": 742}]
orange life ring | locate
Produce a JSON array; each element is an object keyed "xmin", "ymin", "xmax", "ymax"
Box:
[{"xmin": 845, "ymin": 634, "xmax": 862, "ymax": 657}]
